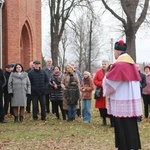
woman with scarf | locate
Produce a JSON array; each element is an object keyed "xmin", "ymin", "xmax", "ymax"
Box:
[{"xmin": 49, "ymin": 66, "xmax": 65, "ymax": 120}]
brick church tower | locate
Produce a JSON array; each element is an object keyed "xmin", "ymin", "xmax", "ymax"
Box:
[{"xmin": 1, "ymin": 0, "xmax": 41, "ymax": 69}]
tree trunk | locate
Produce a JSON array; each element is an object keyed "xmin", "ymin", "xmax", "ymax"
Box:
[
  {"xmin": 51, "ymin": 35, "xmax": 59, "ymax": 66},
  {"xmin": 126, "ymin": 34, "xmax": 136, "ymax": 62},
  {"xmin": 125, "ymin": 22, "xmax": 136, "ymax": 62},
  {"xmin": 88, "ymin": 20, "xmax": 92, "ymax": 72}
]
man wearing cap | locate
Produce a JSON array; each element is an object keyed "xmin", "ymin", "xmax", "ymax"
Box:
[
  {"xmin": 28, "ymin": 61, "xmax": 49, "ymax": 121},
  {"xmin": 103, "ymin": 40, "xmax": 142, "ymax": 150}
]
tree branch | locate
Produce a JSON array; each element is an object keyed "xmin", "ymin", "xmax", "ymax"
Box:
[
  {"xmin": 120, "ymin": 0, "xmax": 132, "ymax": 22},
  {"xmin": 101, "ymin": 0, "xmax": 126, "ymax": 27},
  {"xmin": 135, "ymin": 0, "xmax": 150, "ymax": 32}
]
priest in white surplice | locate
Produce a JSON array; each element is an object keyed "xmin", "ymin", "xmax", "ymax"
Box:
[{"xmin": 103, "ymin": 40, "xmax": 142, "ymax": 150}]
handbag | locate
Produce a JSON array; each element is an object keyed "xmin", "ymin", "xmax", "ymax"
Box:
[{"xmin": 94, "ymin": 87, "xmax": 102, "ymax": 99}]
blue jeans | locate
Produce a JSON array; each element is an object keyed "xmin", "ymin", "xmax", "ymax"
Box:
[
  {"xmin": 82, "ymin": 99, "xmax": 91, "ymax": 122},
  {"xmin": 68, "ymin": 104, "xmax": 76, "ymax": 120}
]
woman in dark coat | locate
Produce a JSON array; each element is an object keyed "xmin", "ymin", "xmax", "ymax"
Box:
[
  {"xmin": 49, "ymin": 66, "xmax": 65, "ymax": 120},
  {"xmin": 8, "ymin": 63, "xmax": 31, "ymax": 122}
]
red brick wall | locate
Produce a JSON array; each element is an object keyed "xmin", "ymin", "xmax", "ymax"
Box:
[{"xmin": 2, "ymin": 0, "xmax": 41, "ymax": 69}]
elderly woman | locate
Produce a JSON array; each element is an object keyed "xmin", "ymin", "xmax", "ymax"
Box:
[
  {"xmin": 94, "ymin": 59, "xmax": 109, "ymax": 126},
  {"xmin": 61, "ymin": 64, "xmax": 80, "ymax": 121},
  {"xmin": 8, "ymin": 63, "xmax": 31, "ymax": 122},
  {"xmin": 142, "ymin": 65, "xmax": 150, "ymax": 120}
]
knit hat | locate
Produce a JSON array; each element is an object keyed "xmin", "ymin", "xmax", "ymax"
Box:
[{"xmin": 114, "ymin": 40, "xmax": 127, "ymax": 51}]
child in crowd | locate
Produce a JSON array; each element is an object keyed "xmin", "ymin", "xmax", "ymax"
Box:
[{"xmin": 81, "ymin": 71, "xmax": 94, "ymax": 123}]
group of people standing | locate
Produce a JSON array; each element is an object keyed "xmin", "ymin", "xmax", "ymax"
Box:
[
  {"xmin": 0, "ymin": 59, "xmax": 95, "ymax": 124},
  {"xmin": 0, "ymin": 39, "xmax": 150, "ymax": 149}
]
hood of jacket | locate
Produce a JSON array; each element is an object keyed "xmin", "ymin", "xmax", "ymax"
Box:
[{"xmin": 11, "ymin": 72, "xmax": 28, "ymax": 79}]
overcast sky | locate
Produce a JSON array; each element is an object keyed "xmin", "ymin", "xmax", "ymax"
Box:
[{"xmin": 42, "ymin": 1, "xmax": 150, "ymax": 64}]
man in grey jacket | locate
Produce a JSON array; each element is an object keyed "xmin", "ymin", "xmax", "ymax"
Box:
[{"xmin": 43, "ymin": 58, "xmax": 54, "ymax": 114}]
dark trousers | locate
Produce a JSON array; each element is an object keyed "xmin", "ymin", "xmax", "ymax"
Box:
[
  {"xmin": 63, "ymin": 110, "xmax": 68, "ymax": 120},
  {"xmin": 142, "ymin": 94, "xmax": 150, "ymax": 118},
  {"xmin": 53, "ymin": 100, "xmax": 66, "ymax": 119},
  {"xmin": 32, "ymin": 95, "xmax": 46, "ymax": 120},
  {"xmin": 26, "ymin": 94, "xmax": 32, "ymax": 113},
  {"xmin": 51, "ymin": 100, "xmax": 55, "ymax": 114},
  {"xmin": 99, "ymin": 108, "xmax": 108, "ymax": 117},
  {"xmin": 109, "ymin": 115, "xmax": 114, "ymax": 127},
  {"xmin": 114, "ymin": 117, "xmax": 141, "ymax": 150},
  {"xmin": 76, "ymin": 100, "xmax": 81, "ymax": 117},
  {"xmin": 45, "ymin": 94, "xmax": 50, "ymax": 113},
  {"xmin": 4, "ymin": 92, "xmax": 13, "ymax": 115},
  {"xmin": 0, "ymin": 92, "xmax": 5, "ymax": 121}
]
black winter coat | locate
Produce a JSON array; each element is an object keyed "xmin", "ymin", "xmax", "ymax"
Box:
[
  {"xmin": 49, "ymin": 73, "xmax": 63, "ymax": 101},
  {"xmin": 43, "ymin": 66, "xmax": 54, "ymax": 94},
  {"xmin": 64, "ymin": 74, "xmax": 80, "ymax": 105},
  {"xmin": 3, "ymin": 71, "xmax": 11, "ymax": 93},
  {"xmin": 28, "ymin": 69, "xmax": 49, "ymax": 95},
  {"xmin": 139, "ymin": 71, "xmax": 147, "ymax": 95},
  {"xmin": 0, "ymin": 68, "xmax": 6, "ymax": 94}
]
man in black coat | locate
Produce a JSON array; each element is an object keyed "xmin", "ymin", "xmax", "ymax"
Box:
[
  {"xmin": 25, "ymin": 61, "xmax": 34, "ymax": 113},
  {"xmin": 28, "ymin": 61, "xmax": 49, "ymax": 121},
  {"xmin": 3, "ymin": 64, "xmax": 13, "ymax": 115},
  {"xmin": 0, "ymin": 68, "xmax": 6, "ymax": 123},
  {"xmin": 136, "ymin": 63, "xmax": 147, "ymax": 122}
]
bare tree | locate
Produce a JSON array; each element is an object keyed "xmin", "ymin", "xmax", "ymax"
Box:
[
  {"xmin": 48, "ymin": 0, "xmax": 92, "ymax": 66},
  {"xmin": 70, "ymin": 14, "xmax": 104, "ymax": 73},
  {"xmin": 59, "ymin": 29, "xmax": 69, "ymax": 71},
  {"xmin": 101, "ymin": 0, "xmax": 149, "ymax": 61}
]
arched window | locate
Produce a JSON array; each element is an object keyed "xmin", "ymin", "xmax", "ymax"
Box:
[{"xmin": 20, "ymin": 20, "xmax": 33, "ymax": 69}]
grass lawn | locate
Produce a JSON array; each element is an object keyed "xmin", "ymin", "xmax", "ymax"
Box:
[{"xmin": 0, "ymin": 103, "xmax": 150, "ymax": 150}]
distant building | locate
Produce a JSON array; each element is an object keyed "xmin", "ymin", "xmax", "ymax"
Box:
[{"xmin": 1, "ymin": 0, "xmax": 41, "ymax": 69}]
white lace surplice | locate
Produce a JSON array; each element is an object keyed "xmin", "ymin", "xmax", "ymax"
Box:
[{"xmin": 103, "ymin": 77, "xmax": 142, "ymax": 117}]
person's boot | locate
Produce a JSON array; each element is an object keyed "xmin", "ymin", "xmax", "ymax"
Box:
[
  {"xmin": 14, "ymin": 116, "xmax": 18, "ymax": 123},
  {"xmin": 102, "ymin": 117, "xmax": 107, "ymax": 126},
  {"xmin": 110, "ymin": 119, "xmax": 114, "ymax": 127},
  {"xmin": 20, "ymin": 116, "xmax": 24, "ymax": 122},
  {"xmin": 110, "ymin": 116, "xmax": 114, "ymax": 127}
]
